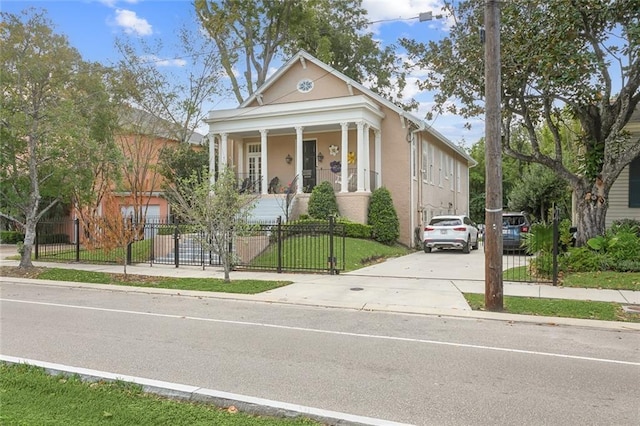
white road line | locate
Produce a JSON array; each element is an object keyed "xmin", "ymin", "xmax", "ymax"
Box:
[{"xmin": 3, "ymin": 298, "xmax": 639, "ymax": 367}]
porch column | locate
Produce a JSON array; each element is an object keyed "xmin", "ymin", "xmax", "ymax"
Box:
[
  {"xmin": 209, "ymin": 133, "xmax": 216, "ymax": 186},
  {"xmin": 237, "ymin": 141, "xmax": 244, "ymax": 180},
  {"xmin": 356, "ymin": 121, "xmax": 365, "ymax": 192},
  {"xmin": 295, "ymin": 126, "xmax": 304, "ymax": 194},
  {"xmin": 260, "ymin": 129, "xmax": 268, "ymax": 195},
  {"xmin": 374, "ymin": 129, "xmax": 381, "ymax": 189},
  {"xmin": 340, "ymin": 122, "xmax": 349, "ymax": 193},
  {"xmin": 218, "ymin": 132, "xmax": 228, "ymax": 172},
  {"xmin": 363, "ymin": 124, "xmax": 370, "ymax": 191}
]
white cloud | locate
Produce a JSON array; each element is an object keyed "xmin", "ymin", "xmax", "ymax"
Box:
[
  {"xmin": 99, "ymin": 0, "xmax": 139, "ymax": 7},
  {"xmin": 113, "ymin": 9, "xmax": 152, "ymax": 36},
  {"xmin": 139, "ymin": 55, "xmax": 186, "ymax": 67}
]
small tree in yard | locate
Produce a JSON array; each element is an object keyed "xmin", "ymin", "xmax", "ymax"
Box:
[
  {"xmin": 308, "ymin": 181, "xmax": 339, "ymax": 219},
  {"xmin": 79, "ymin": 190, "xmax": 138, "ymax": 275},
  {"xmin": 169, "ymin": 167, "xmax": 257, "ymax": 282},
  {"xmin": 368, "ymin": 187, "xmax": 399, "ymax": 245}
]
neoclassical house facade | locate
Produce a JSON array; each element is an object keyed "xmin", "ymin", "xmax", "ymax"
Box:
[{"xmin": 205, "ymin": 51, "xmax": 476, "ymax": 246}]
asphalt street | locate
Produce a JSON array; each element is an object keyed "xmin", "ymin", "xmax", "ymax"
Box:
[{"xmin": 2, "ymin": 279, "xmax": 639, "ymax": 425}]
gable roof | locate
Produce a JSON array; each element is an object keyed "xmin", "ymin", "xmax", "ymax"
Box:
[{"xmin": 242, "ymin": 50, "xmax": 476, "ymax": 166}]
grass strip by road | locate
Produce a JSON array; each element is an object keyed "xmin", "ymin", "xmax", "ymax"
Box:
[
  {"xmin": 464, "ymin": 293, "xmax": 640, "ymax": 322},
  {"xmin": 2, "ymin": 267, "xmax": 291, "ymax": 294},
  {"xmin": 0, "ymin": 363, "xmax": 318, "ymax": 426},
  {"xmin": 503, "ymin": 267, "xmax": 640, "ymax": 291}
]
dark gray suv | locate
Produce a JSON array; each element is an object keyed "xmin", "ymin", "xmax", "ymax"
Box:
[{"xmin": 502, "ymin": 212, "xmax": 531, "ymax": 252}]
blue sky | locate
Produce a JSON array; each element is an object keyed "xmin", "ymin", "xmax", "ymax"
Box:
[{"xmin": 2, "ymin": 0, "xmax": 484, "ymax": 146}]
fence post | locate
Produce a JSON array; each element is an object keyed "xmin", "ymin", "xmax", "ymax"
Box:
[
  {"xmin": 75, "ymin": 218, "xmax": 80, "ymax": 262},
  {"xmin": 277, "ymin": 216, "xmax": 282, "ymax": 273},
  {"xmin": 126, "ymin": 242, "xmax": 132, "ymax": 265},
  {"xmin": 328, "ymin": 215, "xmax": 336, "ymax": 275},
  {"xmin": 552, "ymin": 206, "xmax": 559, "ymax": 286},
  {"xmin": 174, "ymin": 222, "xmax": 180, "ymax": 268},
  {"xmin": 34, "ymin": 223, "xmax": 39, "ymax": 260}
]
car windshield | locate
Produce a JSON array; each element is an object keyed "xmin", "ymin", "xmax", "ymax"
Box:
[
  {"xmin": 430, "ymin": 218, "xmax": 462, "ymax": 226},
  {"xmin": 503, "ymin": 216, "xmax": 525, "ymax": 226}
]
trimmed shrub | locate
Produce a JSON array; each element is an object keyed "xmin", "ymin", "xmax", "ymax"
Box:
[
  {"xmin": 337, "ymin": 218, "xmax": 373, "ymax": 239},
  {"xmin": 0, "ymin": 231, "xmax": 24, "ymax": 244},
  {"xmin": 307, "ymin": 181, "xmax": 339, "ymax": 219},
  {"xmin": 367, "ymin": 187, "xmax": 399, "ymax": 245}
]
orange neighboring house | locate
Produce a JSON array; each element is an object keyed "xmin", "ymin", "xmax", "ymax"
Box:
[{"xmin": 113, "ymin": 107, "xmax": 205, "ymax": 225}]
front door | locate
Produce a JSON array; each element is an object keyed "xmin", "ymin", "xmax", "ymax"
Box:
[
  {"xmin": 247, "ymin": 143, "xmax": 262, "ymax": 193},
  {"xmin": 302, "ymin": 140, "xmax": 316, "ymax": 192}
]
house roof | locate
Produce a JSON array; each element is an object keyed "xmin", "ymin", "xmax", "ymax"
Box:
[
  {"xmin": 118, "ymin": 106, "xmax": 205, "ymax": 145},
  {"xmin": 241, "ymin": 50, "xmax": 477, "ymax": 166}
]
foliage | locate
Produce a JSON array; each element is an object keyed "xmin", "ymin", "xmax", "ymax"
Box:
[
  {"xmin": 367, "ymin": 187, "xmax": 400, "ymax": 245},
  {"xmin": 169, "ymin": 167, "xmax": 257, "ymax": 282},
  {"xmin": 78, "ymin": 191, "xmax": 140, "ymax": 274},
  {"xmin": 307, "ymin": 181, "xmax": 339, "ymax": 219},
  {"xmin": 402, "ymin": 0, "xmax": 640, "ymax": 245},
  {"xmin": 194, "ymin": 0, "xmax": 411, "ymax": 108},
  {"xmin": 508, "ymin": 164, "xmax": 570, "ymax": 222},
  {"xmin": 562, "ymin": 225, "xmax": 640, "ymax": 273},
  {"xmin": 611, "ymin": 218, "xmax": 640, "ymax": 237},
  {"xmin": 0, "ymin": 231, "xmax": 24, "ymax": 244},
  {"xmin": 0, "ymin": 9, "xmax": 121, "ymax": 268},
  {"xmin": 337, "ymin": 218, "xmax": 373, "ymax": 239}
]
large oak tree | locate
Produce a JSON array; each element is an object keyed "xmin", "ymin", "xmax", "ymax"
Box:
[{"xmin": 402, "ymin": 0, "xmax": 640, "ymax": 244}]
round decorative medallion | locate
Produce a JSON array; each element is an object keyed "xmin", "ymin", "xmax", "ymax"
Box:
[{"xmin": 297, "ymin": 78, "xmax": 314, "ymax": 93}]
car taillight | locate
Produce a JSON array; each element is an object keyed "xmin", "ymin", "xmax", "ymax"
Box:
[
  {"xmin": 520, "ymin": 225, "xmax": 529, "ymax": 232},
  {"xmin": 453, "ymin": 227, "xmax": 466, "ymax": 231},
  {"xmin": 425, "ymin": 226, "xmax": 435, "ymax": 231}
]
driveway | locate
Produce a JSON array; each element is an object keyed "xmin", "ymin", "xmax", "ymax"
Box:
[{"xmin": 346, "ymin": 248, "xmax": 486, "ymax": 280}]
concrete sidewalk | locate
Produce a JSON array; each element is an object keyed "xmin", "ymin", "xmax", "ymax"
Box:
[{"xmin": 2, "ymin": 256, "xmax": 639, "ymax": 331}]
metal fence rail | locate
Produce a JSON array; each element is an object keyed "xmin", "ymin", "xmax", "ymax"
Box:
[{"xmin": 35, "ymin": 216, "xmax": 345, "ymax": 274}]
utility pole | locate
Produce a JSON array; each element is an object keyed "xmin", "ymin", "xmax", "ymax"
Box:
[{"xmin": 484, "ymin": 0, "xmax": 503, "ymax": 310}]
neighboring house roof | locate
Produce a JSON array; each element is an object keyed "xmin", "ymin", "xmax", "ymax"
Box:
[
  {"xmin": 118, "ymin": 106, "xmax": 205, "ymax": 145},
  {"xmin": 241, "ymin": 50, "xmax": 477, "ymax": 166}
]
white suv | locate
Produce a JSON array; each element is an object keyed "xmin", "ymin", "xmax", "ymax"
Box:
[{"xmin": 423, "ymin": 215, "xmax": 479, "ymax": 253}]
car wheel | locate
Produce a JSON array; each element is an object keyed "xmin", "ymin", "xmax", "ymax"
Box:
[
  {"xmin": 423, "ymin": 243, "xmax": 432, "ymax": 253},
  {"xmin": 463, "ymin": 237, "xmax": 471, "ymax": 253}
]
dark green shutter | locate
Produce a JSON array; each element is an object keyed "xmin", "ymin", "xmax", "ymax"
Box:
[{"xmin": 630, "ymin": 156, "xmax": 640, "ymax": 208}]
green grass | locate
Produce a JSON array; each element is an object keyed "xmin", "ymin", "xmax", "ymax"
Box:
[
  {"xmin": 502, "ymin": 266, "xmax": 534, "ymax": 282},
  {"xmin": 464, "ymin": 293, "xmax": 639, "ymax": 322},
  {"xmin": 561, "ymin": 271, "xmax": 640, "ymax": 291},
  {"xmin": 36, "ymin": 268, "xmax": 291, "ymax": 294},
  {"xmin": 0, "ymin": 363, "xmax": 318, "ymax": 425},
  {"xmin": 250, "ymin": 236, "xmax": 409, "ymax": 272},
  {"xmin": 36, "ymin": 239, "xmax": 153, "ymax": 263}
]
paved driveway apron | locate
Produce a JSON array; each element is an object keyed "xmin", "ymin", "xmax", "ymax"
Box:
[{"xmin": 258, "ymin": 250, "xmax": 484, "ymax": 313}]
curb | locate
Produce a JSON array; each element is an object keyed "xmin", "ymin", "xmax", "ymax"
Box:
[{"xmin": 0, "ymin": 355, "xmax": 412, "ymax": 426}]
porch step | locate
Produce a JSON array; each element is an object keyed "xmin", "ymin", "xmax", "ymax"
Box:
[{"xmin": 249, "ymin": 195, "xmax": 293, "ymax": 223}]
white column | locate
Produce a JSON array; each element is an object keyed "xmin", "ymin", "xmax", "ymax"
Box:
[
  {"xmin": 218, "ymin": 133, "xmax": 228, "ymax": 172},
  {"xmin": 237, "ymin": 141, "xmax": 244, "ymax": 179},
  {"xmin": 295, "ymin": 126, "xmax": 304, "ymax": 194},
  {"xmin": 209, "ymin": 133, "xmax": 216, "ymax": 186},
  {"xmin": 374, "ymin": 129, "xmax": 381, "ymax": 190},
  {"xmin": 260, "ymin": 129, "xmax": 268, "ymax": 195},
  {"xmin": 356, "ymin": 121, "xmax": 365, "ymax": 192},
  {"xmin": 363, "ymin": 124, "xmax": 370, "ymax": 191},
  {"xmin": 340, "ymin": 122, "xmax": 349, "ymax": 193}
]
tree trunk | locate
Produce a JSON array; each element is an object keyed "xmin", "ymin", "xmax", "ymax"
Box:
[
  {"xmin": 573, "ymin": 181, "xmax": 609, "ymax": 246},
  {"xmin": 19, "ymin": 218, "xmax": 36, "ymax": 268}
]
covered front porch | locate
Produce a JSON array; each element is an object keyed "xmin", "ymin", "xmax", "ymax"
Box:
[{"xmin": 205, "ymin": 96, "xmax": 384, "ymax": 198}]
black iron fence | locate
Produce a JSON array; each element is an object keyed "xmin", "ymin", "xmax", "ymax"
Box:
[{"xmin": 34, "ymin": 216, "xmax": 345, "ymax": 274}]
